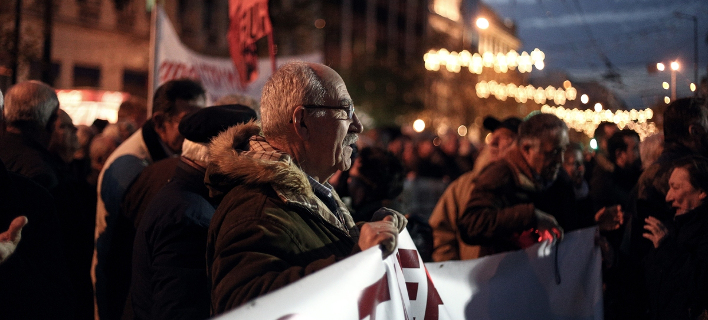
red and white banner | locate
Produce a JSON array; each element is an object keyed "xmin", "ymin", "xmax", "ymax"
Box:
[
  {"xmin": 152, "ymin": 6, "xmax": 319, "ymax": 105},
  {"xmin": 215, "ymin": 227, "xmax": 602, "ymax": 320}
]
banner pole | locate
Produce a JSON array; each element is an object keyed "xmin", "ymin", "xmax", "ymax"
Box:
[{"xmin": 147, "ymin": 2, "xmax": 160, "ymax": 116}]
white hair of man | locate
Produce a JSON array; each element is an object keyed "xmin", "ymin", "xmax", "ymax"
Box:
[
  {"xmin": 181, "ymin": 139, "xmax": 210, "ymax": 163},
  {"xmin": 4, "ymin": 81, "xmax": 59, "ymax": 127},
  {"xmin": 260, "ymin": 61, "xmax": 331, "ymax": 144}
]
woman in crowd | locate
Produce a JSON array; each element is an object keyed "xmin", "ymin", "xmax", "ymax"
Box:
[{"xmin": 643, "ymin": 155, "xmax": 708, "ymax": 319}]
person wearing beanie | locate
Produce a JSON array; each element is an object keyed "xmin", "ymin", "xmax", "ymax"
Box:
[{"xmin": 130, "ymin": 104, "xmax": 257, "ymax": 320}]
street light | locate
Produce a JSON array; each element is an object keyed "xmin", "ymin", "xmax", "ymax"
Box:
[
  {"xmin": 670, "ymin": 61, "xmax": 679, "ymax": 100},
  {"xmin": 476, "ymin": 17, "xmax": 489, "ymax": 30},
  {"xmin": 657, "ymin": 60, "xmax": 679, "ymax": 100},
  {"xmin": 673, "ymin": 11, "xmax": 698, "ymax": 95}
]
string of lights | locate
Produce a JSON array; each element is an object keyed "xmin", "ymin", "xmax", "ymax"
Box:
[
  {"xmin": 424, "ymin": 48, "xmax": 545, "ymax": 74},
  {"xmin": 475, "ymin": 80, "xmax": 577, "ymax": 105}
]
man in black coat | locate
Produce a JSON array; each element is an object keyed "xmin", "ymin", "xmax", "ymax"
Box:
[{"xmin": 131, "ymin": 105, "xmax": 257, "ymax": 320}]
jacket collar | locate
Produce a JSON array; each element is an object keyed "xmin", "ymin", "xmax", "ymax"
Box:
[
  {"xmin": 207, "ymin": 121, "xmax": 357, "ymax": 236},
  {"xmin": 503, "ymin": 145, "xmax": 543, "ymax": 192}
]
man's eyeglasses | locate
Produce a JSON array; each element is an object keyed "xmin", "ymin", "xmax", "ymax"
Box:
[{"xmin": 303, "ymin": 104, "xmax": 355, "ymax": 120}]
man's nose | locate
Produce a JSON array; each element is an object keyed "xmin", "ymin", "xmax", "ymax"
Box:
[{"xmin": 350, "ymin": 112, "xmax": 364, "ymax": 133}]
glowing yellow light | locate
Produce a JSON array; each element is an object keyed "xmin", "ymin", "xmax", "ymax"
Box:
[
  {"xmin": 671, "ymin": 61, "xmax": 679, "ymax": 71},
  {"xmin": 662, "ymin": 82, "xmax": 669, "ymax": 90},
  {"xmin": 691, "ymin": 83, "xmax": 696, "ymax": 92},
  {"xmin": 413, "ymin": 119, "xmax": 426, "ymax": 132},
  {"xmin": 534, "ymin": 61, "xmax": 545, "ymax": 70},
  {"xmin": 664, "ymin": 96, "xmax": 671, "ymax": 104},
  {"xmin": 563, "ymin": 80, "xmax": 571, "ymax": 89},
  {"xmin": 657, "ymin": 63, "xmax": 665, "ymax": 71},
  {"xmin": 476, "ymin": 17, "xmax": 490, "ymax": 29},
  {"xmin": 594, "ymin": 103, "xmax": 602, "ymax": 112},
  {"xmin": 581, "ymin": 94, "xmax": 589, "ymax": 104},
  {"xmin": 458, "ymin": 125, "xmax": 468, "ymax": 137}
]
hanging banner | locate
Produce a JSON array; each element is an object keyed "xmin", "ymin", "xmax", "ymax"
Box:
[
  {"xmin": 227, "ymin": 0, "xmax": 276, "ymax": 88},
  {"xmin": 153, "ymin": 5, "xmax": 318, "ymax": 105},
  {"xmin": 215, "ymin": 227, "xmax": 601, "ymax": 320}
]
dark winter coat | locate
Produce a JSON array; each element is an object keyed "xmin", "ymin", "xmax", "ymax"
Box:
[
  {"xmin": 0, "ymin": 159, "xmax": 76, "ymax": 319},
  {"xmin": 457, "ymin": 145, "xmax": 576, "ymax": 257},
  {"xmin": 205, "ymin": 122, "xmax": 361, "ymax": 316},
  {"xmin": 131, "ymin": 158, "xmax": 216, "ymax": 320},
  {"xmin": 645, "ymin": 202, "xmax": 708, "ymax": 320}
]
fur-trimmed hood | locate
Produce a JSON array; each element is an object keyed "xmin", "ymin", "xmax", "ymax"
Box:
[{"xmin": 206, "ymin": 121, "xmax": 357, "ymax": 234}]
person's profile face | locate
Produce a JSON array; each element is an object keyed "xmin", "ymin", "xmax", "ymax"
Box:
[
  {"xmin": 666, "ymin": 167, "xmax": 706, "ymax": 215},
  {"xmin": 523, "ymin": 128, "xmax": 569, "ymax": 183},
  {"xmin": 305, "ymin": 66, "xmax": 363, "ymax": 175},
  {"xmin": 563, "ymin": 149, "xmax": 585, "ymax": 186}
]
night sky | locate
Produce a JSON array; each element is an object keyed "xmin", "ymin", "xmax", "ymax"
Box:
[{"xmin": 482, "ymin": 0, "xmax": 708, "ymax": 109}]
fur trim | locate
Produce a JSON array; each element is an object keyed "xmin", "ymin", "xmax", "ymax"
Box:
[{"xmin": 208, "ymin": 120, "xmax": 312, "ymax": 197}]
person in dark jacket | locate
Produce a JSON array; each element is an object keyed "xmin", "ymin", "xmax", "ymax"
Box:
[
  {"xmin": 643, "ymin": 155, "xmax": 708, "ymax": 319},
  {"xmin": 131, "ymin": 105, "xmax": 257, "ymax": 320},
  {"xmin": 0, "ymin": 158, "xmax": 75, "ymax": 319},
  {"xmin": 93, "ymin": 79, "xmax": 205, "ymax": 320},
  {"xmin": 206, "ymin": 62, "xmax": 407, "ymax": 316}
]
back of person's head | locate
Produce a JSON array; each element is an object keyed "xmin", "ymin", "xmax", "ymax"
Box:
[
  {"xmin": 640, "ymin": 133, "xmax": 664, "ymax": 169},
  {"xmin": 594, "ymin": 122, "xmax": 618, "ymax": 141},
  {"xmin": 673, "ymin": 155, "xmax": 708, "ymax": 192},
  {"xmin": 260, "ymin": 62, "xmax": 328, "ymax": 143},
  {"xmin": 4, "ymin": 81, "xmax": 59, "ymax": 128},
  {"xmin": 118, "ymin": 98, "xmax": 148, "ymax": 127},
  {"xmin": 607, "ymin": 129, "xmax": 640, "ymax": 163},
  {"xmin": 353, "ymin": 147, "xmax": 405, "ymax": 201},
  {"xmin": 663, "ymin": 97, "xmax": 707, "ymax": 145},
  {"xmin": 152, "ymin": 79, "xmax": 205, "ymax": 117},
  {"xmin": 179, "ymin": 104, "xmax": 258, "ymax": 163},
  {"xmin": 517, "ymin": 113, "xmax": 567, "ymax": 144},
  {"xmin": 348, "ymin": 147, "xmax": 405, "ymax": 210}
]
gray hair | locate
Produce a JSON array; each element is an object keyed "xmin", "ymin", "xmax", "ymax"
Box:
[
  {"xmin": 260, "ymin": 61, "xmax": 328, "ymax": 143},
  {"xmin": 4, "ymin": 81, "xmax": 59, "ymax": 127}
]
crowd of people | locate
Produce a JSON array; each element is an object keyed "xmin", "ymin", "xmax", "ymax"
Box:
[{"xmin": 0, "ymin": 62, "xmax": 707, "ymax": 320}]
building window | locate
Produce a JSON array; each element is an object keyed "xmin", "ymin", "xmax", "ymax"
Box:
[
  {"xmin": 73, "ymin": 65, "xmax": 101, "ymax": 88},
  {"xmin": 122, "ymin": 69, "xmax": 148, "ymax": 98},
  {"xmin": 28, "ymin": 61, "xmax": 61, "ymax": 86}
]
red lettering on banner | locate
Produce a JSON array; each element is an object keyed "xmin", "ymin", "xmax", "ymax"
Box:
[
  {"xmin": 397, "ymin": 249, "xmax": 444, "ymax": 320},
  {"xmin": 358, "ymin": 273, "xmax": 391, "ymax": 320},
  {"xmin": 423, "ymin": 269, "xmax": 444, "ymax": 320}
]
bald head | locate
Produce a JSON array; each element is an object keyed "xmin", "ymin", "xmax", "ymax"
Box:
[
  {"xmin": 260, "ymin": 62, "xmax": 347, "ymax": 143},
  {"xmin": 4, "ymin": 81, "xmax": 59, "ymax": 128}
]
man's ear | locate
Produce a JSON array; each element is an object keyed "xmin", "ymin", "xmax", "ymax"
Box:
[
  {"xmin": 292, "ymin": 106, "xmax": 309, "ymax": 140},
  {"xmin": 152, "ymin": 111, "xmax": 166, "ymax": 131},
  {"xmin": 689, "ymin": 124, "xmax": 704, "ymax": 137}
]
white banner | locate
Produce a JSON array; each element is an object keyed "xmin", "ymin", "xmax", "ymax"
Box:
[
  {"xmin": 154, "ymin": 6, "xmax": 321, "ymax": 104},
  {"xmin": 426, "ymin": 227, "xmax": 603, "ymax": 320},
  {"xmin": 215, "ymin": 227, "xmax": 601, "ymax": 320}
]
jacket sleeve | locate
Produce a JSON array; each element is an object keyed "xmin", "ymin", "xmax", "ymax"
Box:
[
  {"xmin": 429, "ymin": 180, "xmax": 462, "ymax": 262},
  {"xmin": 457, "ymin": 163, "xmax": 536, "ymax": 246},
  {"xmin": 150, "ymin": 213, "xmax": 211, "ymax": 320},
  {"xmin": 209, "ymin": 206, "xmax": 347, "ymax": 315}
]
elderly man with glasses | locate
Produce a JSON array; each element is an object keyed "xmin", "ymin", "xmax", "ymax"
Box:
[{"xmin": 205, "ymin": 61, "xmax": 407, "ymax": 316}]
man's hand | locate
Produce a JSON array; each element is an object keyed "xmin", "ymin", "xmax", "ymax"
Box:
[
  {"xmin": 643, "ymin": 216, "xmax": 667, "ymax": 249},
  {"xmin": 534, "ymin": 209, "xmax": 563, "ymax": 242},
  {"xmin": 0, "ymin": 216, "xmax": 28, "ymax": 264},
  {"xmin": 370, "ymin": 207, "xmax": 407, "ymax": 232},
  {"xmin": 595, "ymin": 205, "xmax": 624, "ymax": 231},
  {"xmin": 358, "ymin": 216, "xmax": 399, "ymax": 258}
]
